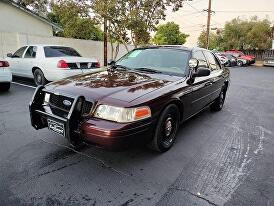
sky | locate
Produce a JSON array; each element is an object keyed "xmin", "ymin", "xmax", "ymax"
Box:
[{"xmin": 165, "ymin": 0, "xmax": 274, "ymax": 47}]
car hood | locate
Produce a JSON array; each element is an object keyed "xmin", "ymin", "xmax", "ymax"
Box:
[{"xmin": 45, "ymin": 70, "xmax": 181, "ymax": 103}]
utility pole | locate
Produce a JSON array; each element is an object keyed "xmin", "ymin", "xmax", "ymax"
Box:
[
  {"xmin": 205, "ymin": 0, "xmax": 212, "ymax": 49},
  {"xmin": 103, "ymin": 18, "xmax": 108, "ymax": 66}
]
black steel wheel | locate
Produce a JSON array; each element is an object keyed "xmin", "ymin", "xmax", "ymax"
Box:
[
  {"xmin": 148, "ymin": 104, "xmax": 180, "ymax": 152},
  {"xmin": 33, "ymin": 69, "xmax": 47, "ymax": 86}
]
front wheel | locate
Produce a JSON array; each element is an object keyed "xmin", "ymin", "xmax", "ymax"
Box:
[
  {"xmin": 210, "ymin": 88, "xmax": 226, "ymax": 112},
  {"xmin": 33, "ymin": 69, "xmax": 47, "ymax": 86},
  {"xmin": 148, "ymin": 104, "xmax": 180, "ymax": 153}
]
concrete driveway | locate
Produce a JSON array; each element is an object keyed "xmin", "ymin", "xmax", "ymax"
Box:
[{"xmin": 0, "ymin": 66, "xmax": 274, "ymax": 206}]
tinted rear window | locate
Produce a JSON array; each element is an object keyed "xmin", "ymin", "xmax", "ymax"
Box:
[{"xmin": 44, "ymin": 47, "xmax": 81, "ymax": 57}]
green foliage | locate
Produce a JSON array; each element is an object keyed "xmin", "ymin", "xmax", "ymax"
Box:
[
  {"xmin": 197, "ymin": 30, "xmax": 222, "ymax": 50},
  {"xmin": 92, "ymin": 0, "xmax": 187, "ymax": 50},
  {"xmin": 152, "ymin": 22, "xmax": 188, "ymax": 45},
  {"xmin": 198, "ymin": 16, "xmax": 272, "ymax": 50},
  {"xmin": 49, "ymin": 0, "xmax": 103, "ymax": 41}
]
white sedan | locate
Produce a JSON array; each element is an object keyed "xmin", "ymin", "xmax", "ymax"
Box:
[
  {"xmin": 6, "ymin": 45, "xmax": 103, "ymax": 85},
  {"xmin": 0, "ymin": 60, "xmax": 12, "ymax": 91}
]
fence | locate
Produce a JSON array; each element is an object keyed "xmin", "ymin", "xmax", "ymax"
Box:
[
  {"xmin": 0, "ymin": 31, "xmax": 134, "ymax": 64},
  {"xmin": 243, "ymin": 50, "xmax": 274, "ymax": 60}
]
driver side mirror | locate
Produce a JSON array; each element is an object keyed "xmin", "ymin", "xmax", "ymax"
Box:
[
  {"xmin": 7, "ymin": 53, "xmax": 13, "ymax": 58},
  {"xmin": 108, "ymin": 59, "xmax": 116, "ymax": 66}
]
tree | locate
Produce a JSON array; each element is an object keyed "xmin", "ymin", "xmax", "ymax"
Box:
[
  {"xmin": 17, "ymin": 0, "xmax": 49, "ymax": 16},
  {"xmin": 92, "ymin": 0, "xmax": 187, "ymax": 51},
  {"xmin": 49, "ymin": 0, "xmax": 103, "ymax": 41},
  {"xmin": 152, "ymin": 22, "xmax": 188, "ymax": 45},
  {"xmin": 197, "ymin": 30, "xmax": 222, "ymax": 50}
]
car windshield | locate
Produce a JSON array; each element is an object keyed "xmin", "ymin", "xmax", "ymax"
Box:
[
  {"xmin": 115, "ymin": 48, "xmax": 190, "ymax": 76},
  {"xmin": 44, "ymin": 46, "xmax": 81, "ymax": 57}
]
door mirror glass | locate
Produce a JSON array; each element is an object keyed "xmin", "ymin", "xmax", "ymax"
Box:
[
  {"xmin": 7, "ymin": 53, "xmax": 13, "ymax": 58},
  {"xmin": 192, "ymin": 67, "xmax": 211, "ymax": 78},
  {"xmin": 188, "ymin": 58, "xmax": 198, "ymax": 69}
]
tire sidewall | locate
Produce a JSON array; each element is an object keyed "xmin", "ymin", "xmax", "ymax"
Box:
[
  {"xmin": 153, "ymin": 104, "xmax": 180, "ymax": 152},
  {"xmin": 33, "ymin": 69, "xmax": 46, "ymax": 86}
]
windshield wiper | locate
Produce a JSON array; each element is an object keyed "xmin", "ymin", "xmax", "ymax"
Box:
[{"xmin": 134, "ymin": 67, "xmax": 162, "ymax": 74}]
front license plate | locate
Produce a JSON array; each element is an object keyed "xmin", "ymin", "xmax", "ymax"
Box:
[{"xmin": 47, "ymin": 119, "xmax": 65, "ymax": 137}]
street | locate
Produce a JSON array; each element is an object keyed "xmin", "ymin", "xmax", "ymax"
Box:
[{"xmin": 0, "ymin": 66, "xmax": 274, "ymax": 206}]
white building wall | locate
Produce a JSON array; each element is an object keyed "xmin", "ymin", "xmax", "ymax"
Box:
[{"xmin": 0, "ymin": 2, "xmax": 53, "ymax": 36}]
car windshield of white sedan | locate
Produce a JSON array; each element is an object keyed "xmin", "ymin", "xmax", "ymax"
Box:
[
  {"xmin": 44, "ymin": 46, "xmax": 81, "ymax": 57},
  {"xmin": 116, "ymin": 48, "xmax": 190, "ymax": 76}
]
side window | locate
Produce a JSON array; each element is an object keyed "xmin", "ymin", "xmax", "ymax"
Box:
[
  {"xmin": 13, "ymin": 46, "xmax": 27, "ymax": 58},
  {"xmin": 24, "ymin": 46, "xmax": 37, "ymax": 58},
  {"xmin": 204, "ymin": 51, "xmax": 221, "ymax": 71},
  {"xmin": 192, "ymin": 51, "xmax": 208, "ymax": 68}
]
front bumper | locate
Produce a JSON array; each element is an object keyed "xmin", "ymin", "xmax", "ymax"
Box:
[
  {"xmin": 263, "ymin": 60, "xmax": 274, "ymax": 67},
  {"xmin": 29, "ymin": 86, "xmax": 154, "ymax": 150}
]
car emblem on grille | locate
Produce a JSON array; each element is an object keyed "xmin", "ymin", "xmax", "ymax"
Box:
[{"xmin": 63, "ymin": 100, "xmax": 72, "ymax": 106}]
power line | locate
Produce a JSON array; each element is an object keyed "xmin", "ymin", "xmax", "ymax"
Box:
[{"xmin": 214, "ymin": 10, "xmax": 274, "ymax": 13}]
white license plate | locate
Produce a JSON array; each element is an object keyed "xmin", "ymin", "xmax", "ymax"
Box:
[{"xmin": 47, "ymin": 119, "xmax": 65, "ymax": 137}]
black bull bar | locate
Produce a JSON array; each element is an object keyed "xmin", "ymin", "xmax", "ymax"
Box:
[{"xmin": 29, "ymin": 85, "xmax": 85, "ymax": 145}]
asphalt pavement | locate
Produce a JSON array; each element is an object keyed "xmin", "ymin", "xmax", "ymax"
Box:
[{"xmin": 0, "ymin": 66, "xmax": 274, "ymax": 206}]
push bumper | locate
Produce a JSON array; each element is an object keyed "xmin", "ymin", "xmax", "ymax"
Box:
[{"xmin": 29, "ymin": 86, "xmax": 154, "ymax": 150}]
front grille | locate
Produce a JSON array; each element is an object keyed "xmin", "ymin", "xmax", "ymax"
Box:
[{"xmin": 48, "ymin": 93, "xmax": 93, "ymax": 116}]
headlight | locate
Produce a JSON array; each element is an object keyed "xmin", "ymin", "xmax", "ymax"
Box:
[
  {"xmin": 44, "ymin": 93, "xmax": 50, "ymax": 104},
  {"xmin": 94, "ymin": 105, "xmax": 151, "ymax": 123}
]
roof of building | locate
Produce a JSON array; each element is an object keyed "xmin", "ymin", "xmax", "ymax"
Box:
[{"xmin": 1, "ymin": 0, "xmax": 63, "ymax": 31}]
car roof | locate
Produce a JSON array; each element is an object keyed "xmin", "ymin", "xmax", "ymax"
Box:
[
  {"xmin": 22, "ymin": 44, "xmax": 69, "ymax": 47},
  {"xmin": 137, "ymin": 45, "xmax": 209, "ymax": 52}
]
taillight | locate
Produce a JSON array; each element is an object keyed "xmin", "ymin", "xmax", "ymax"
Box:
[
  {"xmin": 95, "ymin": 62, "xmax": 100, "ymax": 68},
  {"xmin": 57, "ymin": 60, "xmax": 69, "ymax": 69},
  {"xmin": 0, "ymin": 61, "xmax": 9, "ymax": 68}
]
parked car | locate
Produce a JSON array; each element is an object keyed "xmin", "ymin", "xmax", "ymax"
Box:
[
  {"xmin": 30, "ymin": 46, "xmax": 230, "ymax": 153},
  {"xmin": 263, "ymin": 56, "xmax": 274, "ymax": 67},
  {"xmin": 225, "ymin": 50, "xmax": 256, "ymax": 65},
  {"xmin": 222, "ymin": 53, "xmax": 237, "ymax": 67},
  {"xmin": 215, "ymin": 53, "xmax": 229, "ymax": 65},
  {"xmin": 6, "ymin": 45, "xmax": 102, "ymax": 86},
  {"xmin": 0, "ymin": 60, "xmax": 12, "ymax": 91}
]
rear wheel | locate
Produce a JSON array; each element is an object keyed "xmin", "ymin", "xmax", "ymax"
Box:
[
  {"xmin": 33, "ymin": 69, "xmax": 47, "ymax": 86},
  {"xmin": 210, "ymin": 88, "xmax": 226, "ymax": 112},
  {"xmin": 237, "ymin": 61, "xmax": 243, "ymax": 67},
  {"xmin": 148, "ymin": 104, "xmax": 180, "ymax": 153},
  {"xmin": 0, "ymin": 83, "xmax": 10, "ymax": 91}
]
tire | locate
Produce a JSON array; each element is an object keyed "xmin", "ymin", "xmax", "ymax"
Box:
[
  {"xmin": 225, "ymin": 60, "xmax": 231, "ymax": 67},
  {"xmin": 33, "ymin": 69, "xmax": 47, "ymax": 86},
  {"xmin": 0, "ymin": 83, "xmax": 10, "ymax": 91},
  {"xmin": 237, "ymin": 61, "xmax": 243, "ymax": 67},
  {"xmin": 148, "ymin": 104, "xmax": 180, "ymax": 153},
  {"xmin": 210, "ymin": 87, "xmax": 226, "ymax": 112}
]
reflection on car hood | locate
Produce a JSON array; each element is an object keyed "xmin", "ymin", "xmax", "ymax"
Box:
[{"xmin": 46, "ymin": 70, "xmax": 181, "ymax": 103}]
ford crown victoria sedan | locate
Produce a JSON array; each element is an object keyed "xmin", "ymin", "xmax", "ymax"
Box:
[
  {"xmin": 30, "ymin": 46, "xmax": 230, "ymax": 152},
  {"xmin": 7, "ymin": 45, "xmax": 102, "ymax": 86}
]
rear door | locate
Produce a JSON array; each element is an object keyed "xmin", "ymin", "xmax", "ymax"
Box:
[
  {"xmin": 22, "ymin": 46, "xmax": 38, "ymax": 78},
  {"xmin": 188, "ymin": 50, "xmax": 213, "ymax": 116},
  {"xmin": 203, "ymin": 51, "xmax": 223, "ymax": 102}
]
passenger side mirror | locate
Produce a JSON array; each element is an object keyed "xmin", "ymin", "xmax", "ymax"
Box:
[
  {"xmin": 108, "ymin": 59, "xmax": 116, "ymax": 66},
  {"xmin": 7, "ymin": 53, "xmax": 13, "ymax": 58},
  {"xmin": 192, "ymin": 67, "xmax": 211, "ymax": 78}
]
